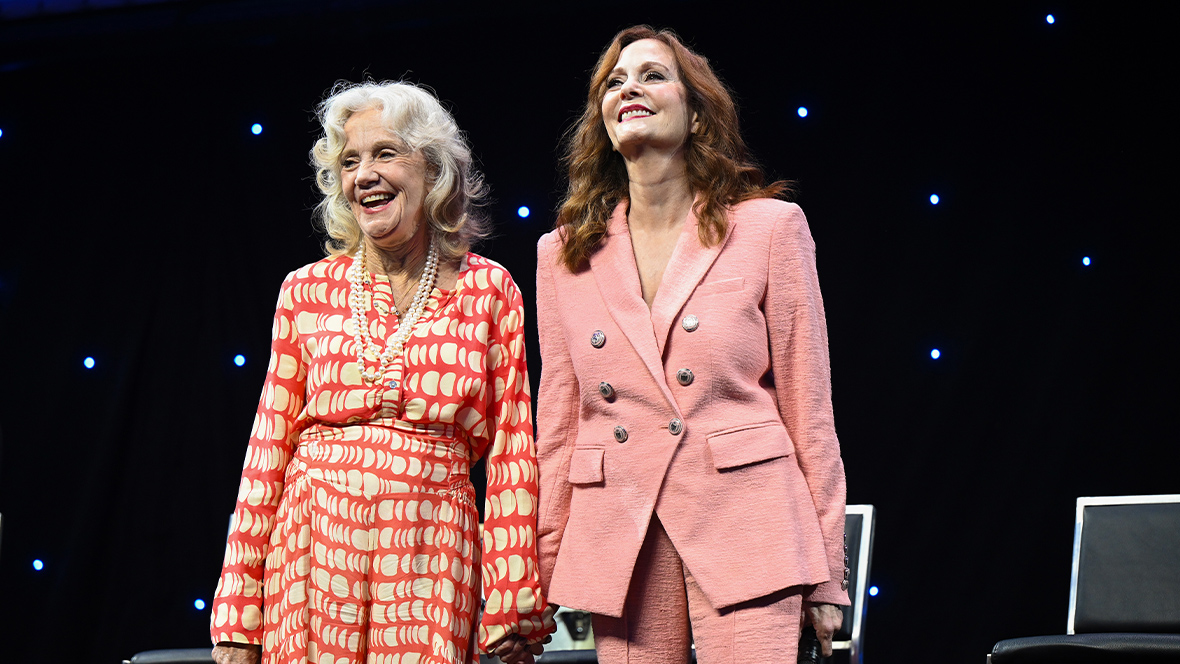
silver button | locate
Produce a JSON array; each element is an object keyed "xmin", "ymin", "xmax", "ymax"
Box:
[
  {"xmin": 668, "ymin": 418, "xmax": 684, "ymax": 435},
  {"xmin": 675, "ymin": 368, "xmax": 694, "ymax": 386},
  {"xmin": 841, "ymin": 579, "xmax": 849, "ymax": 591},
  {"xmin": 590, "ymin": 330, "xmax": 607, "ymax": 348},
  {"xmin": 682, "ymin": 315, "xmax": 699, "ymax": 332},
  {"xmin": 599, "ymin": 382, "xmax": 615, "ymax": 399},
  {"xmin": 613, "ymin": 426, "xmax": 629, "ymax": 443},
  {"xmin": 387, "ymin": 379, "xmax": 399, "ymax": 389}
]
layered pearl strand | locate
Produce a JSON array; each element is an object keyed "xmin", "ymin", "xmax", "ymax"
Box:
[{"xmin": 347, "ymin": 236, "xmax": 440, "ymax": 383}]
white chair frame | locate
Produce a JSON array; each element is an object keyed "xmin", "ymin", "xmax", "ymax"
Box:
[
  {"xmin": 833, "ymin": 504, "xmax": 876, "ymax": 664},
  {"xmin": 1066, "ymin": 493, "xmax": 1180, "ymax": 635}
]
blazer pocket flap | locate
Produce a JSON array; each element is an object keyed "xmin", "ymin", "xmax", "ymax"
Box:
[
  {"xmin": 696, "ymin": 277, "xmax": 745, "ymax": 296},
  {"xmin": 707, "ymin": 422, "xmax": 794, "ymax": 470},
  {"xmin": 568, "ymin": 448, "xmax": 605, "ymax": 484}
]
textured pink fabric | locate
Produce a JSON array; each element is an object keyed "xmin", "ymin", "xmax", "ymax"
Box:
[
  {"xmin": 591, "ymin": 516, "xmax": 692, "ymax": 664},
  {"xmin": 592, "ymin": 516, "xmax": 804, "ymax": 664},
  {"xmin": 535, "ymin": 199, "xmax": 849, "ymax": 617}
]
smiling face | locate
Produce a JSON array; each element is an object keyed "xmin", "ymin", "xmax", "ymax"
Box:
[
  {"xmin": 340, "ymin": 107, "xmax": 433, "ymax": 253},
  {"xmin": 601, "ymin": 38, "xmax": 698, "ymax": 156}
]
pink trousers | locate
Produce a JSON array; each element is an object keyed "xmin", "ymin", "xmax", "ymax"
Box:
[{"xmin": 591, "ymin": 515, "xmax": 803, "ymax": 664}]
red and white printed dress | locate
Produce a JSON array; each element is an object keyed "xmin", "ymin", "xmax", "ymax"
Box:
[{"xmin": 211, "ymin": 252, "xmax": 555, "ymax": 664}]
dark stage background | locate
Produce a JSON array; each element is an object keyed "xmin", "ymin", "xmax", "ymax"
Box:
[{"xmin": 0, "ymin": 2, "xmax": 1175, "ymax": 662}]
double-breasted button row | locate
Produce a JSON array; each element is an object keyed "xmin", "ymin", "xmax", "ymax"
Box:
[
  {"xmin": 612, "ymin": 420, "xmax": 683, "ymax": 442},
  {"xmin": 592, "ymin": 331, "xmax": 617, "ymax": 405},
  {"xmin": 593, "ymin": 325, "xmax": 685, "ymax": 442},
  {"xmin": 591, "ymin": 328, "xmax": 626, "ymax": 443},
  {"xmin": 601, "ymin": 371, "xmax": 691, "ymax": 397}
]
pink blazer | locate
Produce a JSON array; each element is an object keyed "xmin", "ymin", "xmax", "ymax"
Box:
[{"xmin": 535, "ymin": 198, "xmax": 850, "ymax": 617}]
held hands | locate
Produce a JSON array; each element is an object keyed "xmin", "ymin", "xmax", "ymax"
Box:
[
  {"xmin": 489, "ymin": 634, "xmax": 552, "ymax": 664},
  {"xmin": 490, "ymin": 602, "xmax": 559, "ymax": 663},
  {"xmin": 211, "ymin": 642, "xmax": 261, "ymax": 664},
  {"xmin": 802, "ymin": 602, "xmax": 844, "ymax": 658}
]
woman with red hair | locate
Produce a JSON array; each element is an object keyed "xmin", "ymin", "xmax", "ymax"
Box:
[{"xmin": 535, "ymin": 26, "xmax": 850, "ymax": 662}]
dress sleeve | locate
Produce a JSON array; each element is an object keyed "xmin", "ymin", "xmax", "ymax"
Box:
[
  {"xmin": 477, "ymin": 273, "xmax": 558, "ymax": 652},
  {"xmin": 764, "ymin": 205, "xmax": 851, "ymax": 606},
  {"xmin": 210, "ymin": 272, "xmax": 307, "ymax": 644},
  {"xmin": 533, "ymin": 236, "xmax": 581, "ymax": 595}
]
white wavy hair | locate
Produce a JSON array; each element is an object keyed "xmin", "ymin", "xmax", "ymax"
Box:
[{"xmin": 311, "ymin": 80, "xmax": 489, "ymax": 259}]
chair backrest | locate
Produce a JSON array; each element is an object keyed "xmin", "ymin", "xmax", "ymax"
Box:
[
  {"xmin": 833, "ymin": 504, "xmax": 875, "ymax": 664},
  {"xmin": 1067, "ymin": 494, "xmax": 1180, "ymax": 635}
]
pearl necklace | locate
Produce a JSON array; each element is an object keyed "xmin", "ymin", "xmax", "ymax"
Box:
[{"xmin": 347, "ymin": 237, "xmax": 439, "ymax": 383}]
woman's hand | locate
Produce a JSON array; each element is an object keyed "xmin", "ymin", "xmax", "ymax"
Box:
[
  {"xmin": 211, "ymin": 642, "xmax": 261, "ymax": 664},
  {"xmin": 490, "ymin": 634, "xmax": 550, "ymax": 664},
  {"xmin": 802, "ymin": 602, "xmax": 844, "ymax": 657}
]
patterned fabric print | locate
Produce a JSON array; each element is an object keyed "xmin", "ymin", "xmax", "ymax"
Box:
[
  {"xmin": 262, "ymin": 433, "xmax": 480, "ymax": 664},
  {"xmin": 212, "ymin": 254, "xmax": 554, "ymax": 662}
]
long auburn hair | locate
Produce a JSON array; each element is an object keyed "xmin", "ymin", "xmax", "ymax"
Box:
[{"xmin": 555, "ymin": 25, "xmax": 790, "ymax": 271}]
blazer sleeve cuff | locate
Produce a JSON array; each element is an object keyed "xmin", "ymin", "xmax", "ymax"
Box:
[{"xmin": 803, "ymin": 579, "xmax": 851, "ymax": 606}]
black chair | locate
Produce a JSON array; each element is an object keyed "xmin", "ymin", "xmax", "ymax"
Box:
[
  {"xmin": 123, "ymin": 649, "xmax": 215, "ymax": 664},
  {"xmin": 988, "ymin": 494, "xmax": 1180, "ymax": 663}
]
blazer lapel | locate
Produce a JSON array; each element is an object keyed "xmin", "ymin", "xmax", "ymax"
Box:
[
  {"xmin": 650, "ymin": 204, "xmax": 734, "ymax": 356},
  {"xmin": 589, "ymin": 203, "xmax": 681, "ymax": 414}
]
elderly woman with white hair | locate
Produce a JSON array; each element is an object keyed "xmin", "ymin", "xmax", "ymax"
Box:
[{"xmin": 210, "ymin": 81, "xmax": 555, "ymax": 664}]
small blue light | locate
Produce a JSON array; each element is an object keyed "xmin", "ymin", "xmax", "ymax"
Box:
[
  {"xmin": 929, "ymin": 194, "xmax": 940, "ymax": 205},
  {"xmin": 517, "ymin": 206, "xmax": 530, "ymax": 219},
  {"xmin": 33, "ymin": 559, "xmax": 44, "ymax": 571},
  {"xmin": 797, "ymin": 106, "xmax": 809, "ymax": 118},
  {"xmin": 930, "ymin": 348, "xmax": 941, "ymax": 360},
  {"xmin": 1082, "ymin": 256, "xmax": 1091, "ymax": 266},
  {"xmin": 233, "ymin": 354, "xmax": 246, "ymax": 367},
  {"xmin": 0, "ymin": 128, "xmax": 4, "ymax": 138},
  {"xmin": 1046, "ymin": 14, "xmax": 1055, "ymax": 24},
  {"xmin": 83, "ymin": 356, "xmax": 96, "ymax": 369},
  {"xmin": 869, "ymin": 585, "xmax": 879, "ymax": 596},
  {"xmin": 251, "ymin": 123, "xmax": 263, "ymax": 135},
  {"xmin": 194, "ymin": 599, "xmax": 207, "ymax": 610}
]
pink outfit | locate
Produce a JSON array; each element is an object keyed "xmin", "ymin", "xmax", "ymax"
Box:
[
  {"xmin": 591, "ymin": 515, "xmax": 805, "ymax": 664},
  {"xmin": 535, "ymin": 199, "xmax": 850, "ymax": 621}
]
